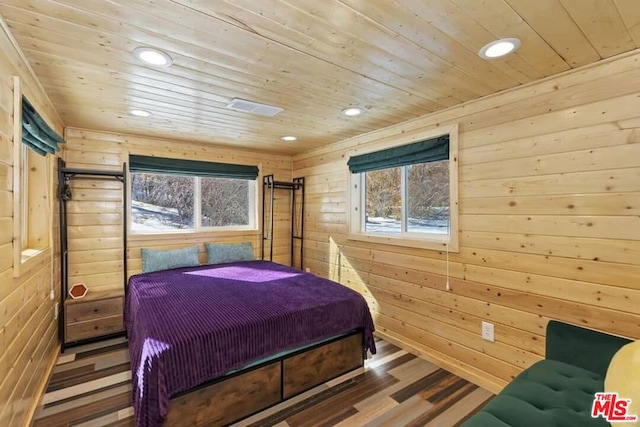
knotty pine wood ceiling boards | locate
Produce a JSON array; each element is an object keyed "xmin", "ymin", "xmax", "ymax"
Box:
[{"xmin": 1, "ymin": 0, "xmax": 639, "ymax": 154}]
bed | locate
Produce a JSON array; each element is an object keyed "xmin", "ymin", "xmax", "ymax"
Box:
[{"xmin": 125, "ymin": 260, "xmax": 376, "ymax": 427}]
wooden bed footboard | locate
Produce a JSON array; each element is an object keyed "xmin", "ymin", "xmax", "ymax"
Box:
[{"xmin": 165, "ymin": 330, "xmax": 365, "ymax": 426}]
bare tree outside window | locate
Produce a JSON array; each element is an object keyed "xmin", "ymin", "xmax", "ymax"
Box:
[
  {"xmin": 363, "ymin": 160, "xmax": 449, "ymax": 234},
  {"xmin": 365, "ymin": 167, "xmax": 401, "ymax": 233},
  {"xmin": 131, "ymin": 173, "xmax": 254, "ymax": 233},
  {"xmin": 407, "ymin": 160, "xmax": 449, "ymax": 234},
  {"xmin": 201, "ymin": 177, "xmax": 249, "ymax": 227},
  {"xmin": 131, "ymin": 174, "xmax": 194, "ymax": 231}
]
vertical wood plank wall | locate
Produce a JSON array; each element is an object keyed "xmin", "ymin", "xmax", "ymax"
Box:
[
  {"xmin": 0, "ymin": 22, "xmax": 63, "ymax": 427},
  {"xmin": 62, "ymin": 128, "xmax": 293, "ymax": 293},
  {"xmin": 293, "ymin": 51, "xmax": 640, "ymax": 393}
]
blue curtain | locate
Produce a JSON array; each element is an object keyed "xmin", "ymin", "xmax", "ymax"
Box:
[
  {"xmin": 22, "ymin": 97, "xmax": 64, "ymax": 156},
  {"xmin": 129, "ymin": 155, "xmax": 259, "ymax": 180},
  {"xmin": 347, "ymin": 135, "xmax": 449, "ymax": 173}
]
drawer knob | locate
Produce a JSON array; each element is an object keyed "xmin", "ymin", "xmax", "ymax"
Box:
[
  {"xmin": 93, "ymin": 308, "xmax": 99, "ymax": 313},
  {"xmin": 94, "ymin": 326, "xmax": 99, "ymax": 330}
]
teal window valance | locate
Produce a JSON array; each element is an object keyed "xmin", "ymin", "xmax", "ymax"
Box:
[
  {"xmin": 347, "ymin": 135, "xmax": 449, "ymax": 174},
  {"xmin": 129, "ymin": 155, "xmax": 259, "ymax": 180},
  {"xmin": 22, "ymin": 97, "xmax": 64, "ymax": 156}
]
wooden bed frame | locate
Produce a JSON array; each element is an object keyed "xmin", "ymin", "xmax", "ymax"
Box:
[{"xmin": 164, "ymin": 330, "xmax": 365, "ymax": 426}]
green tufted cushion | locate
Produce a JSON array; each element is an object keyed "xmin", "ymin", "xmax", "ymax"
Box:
[
  {"xmin": 462, "ymin": 360, "xmax": 609, "ymax": 427},
  {"xmin": 463, "ymin": 322, "xmax": 632, "ymax": 427},
  {"xmin": 141, "ymin": 245, "xmax": 200, "ymax": 273},
  {"xmin": 205, "ymin": 242, "xmax": 255, "ymax": 265},
  {"xmin": 546, "ymin": 321, "xmax": 631, "ymax": 377}
]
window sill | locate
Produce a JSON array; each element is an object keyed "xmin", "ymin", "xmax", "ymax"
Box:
[
  {"xmin": 347, "ymin": 232, "xmax": 458, "ymax": 252},
  {"xmin": 129, "ymin": 229, "xmax": 260, "ymax": 242},
  {"xmin": 13, "ymin": 247, "xmax": 51, "ymax": 278}
]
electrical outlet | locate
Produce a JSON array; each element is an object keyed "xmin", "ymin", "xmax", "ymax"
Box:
[
  {"xmin": 49, "ymin": 290, "xmax": 55, "ymax": 300},
  {"xmin": 481, "ymin": 321, "xmax": 494, "ymax": 342},
  {"xmin": 54, "ymin": 302, "xmax": 59, "ymax": 320},
  {"xmin": 305, "ymin": 267, "xmax": 311, "ymax": 273}
]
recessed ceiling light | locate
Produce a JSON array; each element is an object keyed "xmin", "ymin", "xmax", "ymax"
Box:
[
  {"xmin": 478, "ymin": 38, "xmax": 521, "ymax": 59},
  {"xmin": 281, "ymin": 136, "xmax": 297, "ymax": 141},
  {"xmin": 129, "ymin": 109, "xmax": 152, "ymax": 117},
  {"xmin": 133, "ymin": 47, "xmax": 173, "ymax": 67},
  {"xmin": 342, "ymin": 107, "xmax": 364, "ymax": 116}
]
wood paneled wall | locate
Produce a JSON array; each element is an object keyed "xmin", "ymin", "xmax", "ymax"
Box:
[
  {"xmin": 62, "ymin": 128, "xmax": 293, "ymax": 294},
  {"xmin": 293, "ymin": 50, "xmax": 640, "ymax": 393},
  {"xmin": 0, "ymin": 19, "xmax": 63, "ymax": 427}
]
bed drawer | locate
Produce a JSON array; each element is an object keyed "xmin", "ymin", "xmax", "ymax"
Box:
[
  {"xmin": 66, "ymin": 315, "xmax": 124, "ymax": 342},
  {"xmin": 66, "ymin": 296, "xmax": 123, "ymax": 323},
  {"xmin": 167, "ymin": 362, "xmax": 281, "ymax": 426},
  {"xmin": 283, "ymin": 333, "xmax": 364, "ymax": 398}
]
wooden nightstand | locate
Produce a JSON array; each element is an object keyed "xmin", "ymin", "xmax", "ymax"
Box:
[{"xmin": 64, "ymin": 289, "xmax": 125, "ymax": 344}]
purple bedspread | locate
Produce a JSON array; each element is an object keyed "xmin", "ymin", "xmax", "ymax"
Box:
[{"xmin": 125, "ymin": 260, "xmax": 376, "ymax": 427}]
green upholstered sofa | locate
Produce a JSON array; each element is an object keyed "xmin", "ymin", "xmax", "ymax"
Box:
[{"xmin": 462, "ymin": 320, "xmax": 631, "ymax": 427}]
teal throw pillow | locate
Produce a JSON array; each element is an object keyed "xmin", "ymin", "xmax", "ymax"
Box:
[
  {"xmin": 205, "ymin": 242, "xmax": 255, "ymax": 265},
  {"xmin": 141, "ymin": 245, "xmax": 200, "ymax": 273}
]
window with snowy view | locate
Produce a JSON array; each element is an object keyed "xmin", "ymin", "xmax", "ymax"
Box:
[
  {"xmin": 348, "ymin": 126, "xmax": 459, "ymax": 251},
  {"xmin": 131, "ymin": 173, "xmax": 255, "ymax": 233},
  {"xmin": 363, "ymin": 160, "xmax": 449, "ymax": 235}
]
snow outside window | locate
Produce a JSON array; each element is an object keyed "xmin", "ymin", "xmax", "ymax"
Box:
[
  {"xmin": 130, "ymin": 173, "xmax": 256, "ymax": 233},
  {"xmin": 348, "ymin": 125, "xmax": 459, "ymax": 252},
  {"xmin": 363, "ymin": 160, "xmax": 450, "ymax": 236}
]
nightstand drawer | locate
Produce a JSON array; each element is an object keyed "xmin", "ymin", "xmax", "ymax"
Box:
[
  {"xmin": 66, "ymin": 297, "xmax": 123, "ymax": 323},
  {"xmin": 66, "ymin": 315, "xmax": 124, "ymax": 342}
]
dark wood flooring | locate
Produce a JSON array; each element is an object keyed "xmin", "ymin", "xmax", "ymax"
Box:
[{"xmin": 32, "ymin": 337, "xmax": 492, "ymax": 426}]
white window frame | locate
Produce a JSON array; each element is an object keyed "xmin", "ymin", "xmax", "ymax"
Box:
[
  {"xmin": 348, "ymin": 124, "xmax": 459, "ymax": 252},
  {"xmin": 12, "ymin": 77, "xmax": 52, "ymax": 277},
  {"xmin": 197, "ymin": 176, "xmax": 257, "ymax": 231},
  {"xmin": 129, "ymin": 173, "xmax": 258, "ymax": 235},
  {"xmin": 21, "ymin": 143, "xmax": 28, "ymax": 249}
]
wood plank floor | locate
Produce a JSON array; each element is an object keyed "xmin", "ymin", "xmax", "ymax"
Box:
[{"xmin": 32, "ymin": 337, "xmax": 493, "ymax": 426}]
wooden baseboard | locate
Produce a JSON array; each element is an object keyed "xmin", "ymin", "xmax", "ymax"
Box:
[
  {"xmin": 375, "ymin": 330, "xmax": 506, "ymax": 395},
  {"xmin": 24, "ymin": 343, "xmax": 59, "ymax": 427}
]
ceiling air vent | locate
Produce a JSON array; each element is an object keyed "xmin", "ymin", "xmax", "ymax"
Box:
[{"xmin": 226, "ymin": 98, "xmax": 283, "ymax": 117}]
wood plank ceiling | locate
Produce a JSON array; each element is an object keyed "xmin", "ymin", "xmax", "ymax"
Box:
[{"xmin": 1, "ymin": 0, "xmax": 639, "ymax": 154}]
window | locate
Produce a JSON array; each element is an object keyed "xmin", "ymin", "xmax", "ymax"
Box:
[
  {"xmin": 363, "ymin": 160, "xmax": 449, "ymax": 235},
  {"xmin": 348, "ymin": 125, "xmax": 458, "ymax": 251},
  {"xmin": 12, "ymin": 79, "xmax": 61, "ymax": 276},
  {"xmin": 131, "ymin": 173, "xmax": 195, "ymax": 231},
  {"xmin": 21, "ymin": 144, "xmax": 29, "ymax": 249},
  {"xmin": 200, "ymin": 177, "xmax": 251, "ymax": 227},
  {"xmin": 129, "ymin": 155, "xmax": 258, "ymax": 233},
  {"xmin": 21, "ymin": 147, "xmax": 50, "ymax": 253}
]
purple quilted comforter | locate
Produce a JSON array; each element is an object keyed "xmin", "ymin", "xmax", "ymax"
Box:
[{"xmin": 125, "ymin": 260, "xmax": 376, "ymax": 426}]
